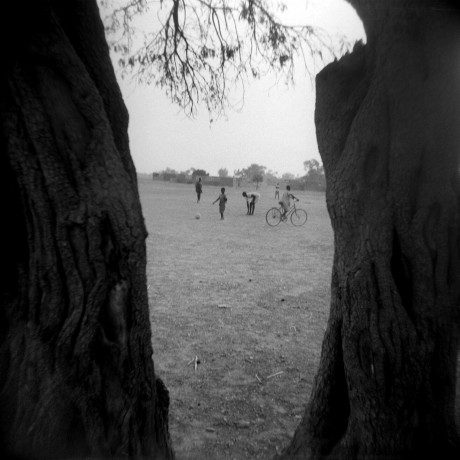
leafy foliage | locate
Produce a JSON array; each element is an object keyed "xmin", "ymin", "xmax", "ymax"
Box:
[
  {"xmin": 99, "ymin": 0, "xmax": 350, "ymax": 117},
  {"xmin": 160, "ymin": 167, "xmax": 178, "ymax": 174},
  {"xmin": 264, "ymin": 169, "xmax": 279, "ymax": 182},
  {"xmin": 303, "ymin": 158, "xmax": 323, "ymax": 174},
  {"xmin": 303, "ymin": 158, "xmax": 325, "ymax": 189},
  {"xmin": 218, "ymin": 168, "xmax": 229, "ymax": 177},
  {"xmin": 191, "ymin": 168, "xmax": 209, "ymax": 177},
  {"xmin": 281, "ymin": 172, "xmax": 295, "ymax": 180},
  {"xmin": 233, "ymin": 168, "xmax": 246, "ymax": 179},
  {"xmin": 242, "ymin": 163, "xmax": 266, "ymax": 185}
]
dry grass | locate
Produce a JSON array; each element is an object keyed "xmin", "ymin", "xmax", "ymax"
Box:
[{"xmin": 140, "ymin": 178, "xmax": 334, "ymax": 459}]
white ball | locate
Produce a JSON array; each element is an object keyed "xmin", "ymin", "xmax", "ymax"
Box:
[{"xmin": 195, "ymin": 213, "xmax": 201, "ymax": 220}]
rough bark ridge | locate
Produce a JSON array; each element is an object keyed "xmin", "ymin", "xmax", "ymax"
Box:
[
  {"xmin": 279, "ymin": 1, "xmax": 460, "ymax": 459},
  {"xmin": 0, "ymin": 1, "xmax": 173, "ymax": 458}
]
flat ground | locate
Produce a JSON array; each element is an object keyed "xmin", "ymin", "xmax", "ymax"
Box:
[
  {"xmin": 140, "ymin": 178, "xmax": 334, "ymax": 459},
  {"xmin": 139, "ymin": 178, "xmax": 460, "ymax": 459}
]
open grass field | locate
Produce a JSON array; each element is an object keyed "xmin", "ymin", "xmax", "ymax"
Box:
[{"xmin": 139, "ymin": 177, "xmax": 334, "ymax": 459}]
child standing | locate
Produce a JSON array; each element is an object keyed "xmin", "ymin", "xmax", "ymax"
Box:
[
  {"xmin": 213, "ymin": 187, "xmax": 227, "ymax": 220},
  {"xmin": 195, "ymin": 177, "xmax": 203, "ymax": 203}
]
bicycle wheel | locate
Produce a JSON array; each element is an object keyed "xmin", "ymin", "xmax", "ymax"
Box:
[
  {"xmin": 266, "ymin": 207, "xmax": 282, "ymax": 226},
  {"xmin": 291, "ymin": 208, "xmax": 307, "ymax": 226}
]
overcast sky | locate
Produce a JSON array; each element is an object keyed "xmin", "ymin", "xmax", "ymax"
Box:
[{"xmin": 103, "ymin": 0, "xmax": 365, "ymax": 177}]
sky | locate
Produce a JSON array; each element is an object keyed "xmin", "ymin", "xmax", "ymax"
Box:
[{"xmin": 103, "ymin": 0, "xmax": 365, "ymax": 177}]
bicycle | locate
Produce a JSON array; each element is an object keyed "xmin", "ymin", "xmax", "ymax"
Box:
[{"xmin": 265, "ymin": 201, "xmax": 308, "ymax": 227}]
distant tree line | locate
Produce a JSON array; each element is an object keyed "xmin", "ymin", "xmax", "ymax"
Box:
[
  {"xmin": 152, "ymin": 159, "xmax": 326, "ymax": 191},
  {"xmin": 152, "ymin": 167, "xmax": 232, "ymax": 186},
  {"xmin": 233, "ymin": 160, "xmax": 326, "ymax": 191}
]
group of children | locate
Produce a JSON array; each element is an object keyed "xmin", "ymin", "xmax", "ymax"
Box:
[
  {"xmin": 196, "ymin": 178, "xmax": 228, "ymax": 220},
  {"xmin": 195, "ymin": 178, "xmax": 298, "ymax": 221}
]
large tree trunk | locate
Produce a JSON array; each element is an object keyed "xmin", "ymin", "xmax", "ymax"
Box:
[
  {"xmin": 0, "ymin": 1, "xmax": 173, "ymax": 458},
  {"xmin": 279, "ymin": 1, "xmax": 460, "ymax": 458}
]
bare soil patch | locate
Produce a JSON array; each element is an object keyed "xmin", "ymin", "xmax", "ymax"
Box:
[{"xmin": 139, "ymin": 178, "xmax": 334, "ymax": 459}]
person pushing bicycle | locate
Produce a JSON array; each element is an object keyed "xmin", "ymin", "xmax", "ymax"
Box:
[{"xmin": 279, "ymin": 185, "xmax": 299, "ymax": 220}]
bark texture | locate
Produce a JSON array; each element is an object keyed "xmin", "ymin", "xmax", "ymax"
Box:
[
  {"xmin": 0, "ymin": 1, "xmax": 173, "ymax": 458},
  {"xmin": 279, "ymin": 1, "xmax": 460, "ymax": 459}
]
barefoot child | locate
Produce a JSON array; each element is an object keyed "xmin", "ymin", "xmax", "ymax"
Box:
[
  {"xmin": 242, "ymin": 191, "xmax": 260, "ymax": 215},
  {"xmin": 213, "ymin": 187, "xmax": 227, "ymax": 220}
]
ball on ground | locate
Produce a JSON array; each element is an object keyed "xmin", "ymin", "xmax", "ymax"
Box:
[{"xmin": 195, "ymin": 213, "xmax": 201, "ymax": 220}]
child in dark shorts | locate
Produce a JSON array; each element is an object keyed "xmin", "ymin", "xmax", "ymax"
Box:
[
  {"xmin": 213, "ymin": 187, "xmax": 227, "ymax": 220},
  {"xmin": 242, "ymin": 191, "xmax": 260, "ymax": 215}
]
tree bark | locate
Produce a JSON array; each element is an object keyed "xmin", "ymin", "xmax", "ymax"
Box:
[
  {"xmin": 0, "ymin": 1, "xmax": 173, "ymax": 458},
  {"xmin": 279, "ymin": 1, "xmax": 460, "ymax": 458}
]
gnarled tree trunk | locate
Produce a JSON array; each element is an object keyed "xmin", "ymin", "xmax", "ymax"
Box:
[
  {"xmin": 279, "ymin": 1, "xmax": 460, "ymax": 458},
  {"xmin": 0, "ymin": 1, "xmax": 172, "ymax": 458}
]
